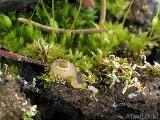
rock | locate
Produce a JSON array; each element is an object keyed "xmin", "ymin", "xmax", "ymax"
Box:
[
  {"xmin": 126, "ymin": 0, "xmax": 160, "ymax": 32},
  {"xmin": 130, "ymin": 0, "xmax": 160, "ymax": 23},
  {"xmin": 0, "ymin": 78, "xmax": 5, "ymax": 85},
  {"xmin": 0, "ymin": 80, "xmax": 31, "ymax": 120},
  {"xmin": 0, "ymin": 0, "xmax": 37, "ymax": 12}
]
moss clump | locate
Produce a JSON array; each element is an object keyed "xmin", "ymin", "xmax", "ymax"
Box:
[
  {"xmin": 0, "ymin": 14, "xmax": 12, "ymax": 30},
  {"xmin": 0, "ymin": 1, "xmax": 159, "ymax": 91},
  {"xmin": 97, "ymin": 55, "xmax": 160, "ymax": 93}
]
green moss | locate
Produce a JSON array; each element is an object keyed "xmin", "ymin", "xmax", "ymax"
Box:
[
  {"xmin": 106, "ymin": 0, "xmax": 130, "ymax": 18},
  {"xmin": 128, "ymin": 33, "xmax": 149, "ymax": 56},
  {"xmin": 7, "ymin": 65, "xmax": 21, "ymax": 76},
  {"xmin": 0, "ymin": 14, "xmax": 12, "ymax": 30},
  {"xmin": 21, "ymin": 38, "xmax": 66, "ymax": 62},
  {"xmin": 23, "ymin": 105, "xmax": 37, "ymax": 120}
]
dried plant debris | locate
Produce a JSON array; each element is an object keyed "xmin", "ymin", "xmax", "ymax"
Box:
[{"xmin": 98, "ymin": 55, "xmax": 160, "ymax": 94}]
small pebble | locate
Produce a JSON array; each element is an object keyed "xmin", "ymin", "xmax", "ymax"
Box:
[
  {"xmin": 113, "ymin": 100, "xmax": 127, "ymax": 109},
  {"xmin": 21, "ymin": 78, "xmax": 28, "ymax": 85},
  {"xmin": 1, "ymin": 102, "xmax": 5, "ymax": 107},
  {"xmin": 0, "ymin": 77, "xmax": 5, "ymax": 85},
  {"xmin": 128, "ymin": 92, "xmax": 140, "ymax": 99},
  {"xmin": 88, "ymin": 85, "xmax": 98, "ymax": 94}
]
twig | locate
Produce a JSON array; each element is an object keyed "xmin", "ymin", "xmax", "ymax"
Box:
[
  {"xmin": 18, "ymin": 17, "xmax": 107, "ymax": 34},
  {"xmin": 99, "ymin": 0, "xmax": 106, "ymax": 25},
  {"xmin": 0, "ymin": 50, "xmax": 44, "ymax": 66}
]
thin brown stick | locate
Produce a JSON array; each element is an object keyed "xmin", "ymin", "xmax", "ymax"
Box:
[
  {"xmin": 18, "ymin": 17, "xmax": 107, "ymax": 34},
  {"xmin": 99, "ymin": 0, "xmax": 106, "ymax": 25},
  {"xmin": 0, "ymin": 50, "xmax": 44, "ymax": 66}
]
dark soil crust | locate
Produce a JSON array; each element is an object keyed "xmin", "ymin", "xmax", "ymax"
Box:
[
  {"xmin": 22, "ymin": 81, "xmax": 160, "ymax": 120},
  {"xmin": 20, "ymin": 65, "xmax": 160, "ymax": 120},
  {"xmin": 0, "ymin": 60, "xmax": 160, "ymax": 120}
]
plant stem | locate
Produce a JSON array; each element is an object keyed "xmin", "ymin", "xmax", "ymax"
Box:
[
  {"xmin": 30, "ymin": 0, "xmax": 41, "ymax": 19},
  {"xmin": 18, "ymin": 17, "xmax": 107, "ymax": 34},
  {"xmin": 52, "ymin": 0, "xmax": 55, "ymax": 19},
  {"xmin": 71, "ymin": 0, "xmax": 83, "ymax": 29},
  {"xmin": 122, "ymin": 0, "xmax": 134, "ymax": 26},
  {"xmin": 99, "ymin": 0, "xmax": 106, "ymax": 25},
  {"xmin": 41, "ymin": 0, "xmax": 51, "ymax": 21},
  {"xmin": 149, "ymin": 10, "xmax": 160, "ymax": 38},
  {"xmin": 0, "ymin": 50, "xmax": 44, "ymax": 66}
]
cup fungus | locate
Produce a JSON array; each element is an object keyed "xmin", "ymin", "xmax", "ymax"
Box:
[{"xmin": 50, "ymin": 59, "xmax": 86, "ymax": 89}]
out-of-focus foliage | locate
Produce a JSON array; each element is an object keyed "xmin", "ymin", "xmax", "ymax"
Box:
[
  {"xmin": 0, "ymin": 14, "xmax": 12, "ymax": 30},
  {"xmin": 106, "ymin": 0, "xmax": 130, "ymax": 18}
]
